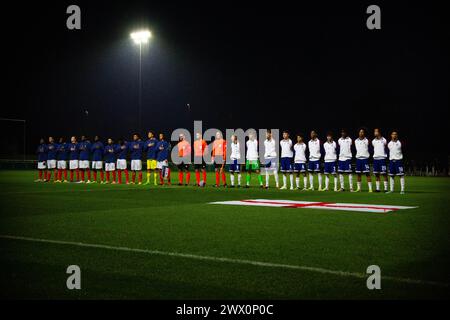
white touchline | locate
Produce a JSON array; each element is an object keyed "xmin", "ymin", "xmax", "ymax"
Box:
[{"xmin": 0, "ymin": 234, "xmax": 447, "ymax": 288}]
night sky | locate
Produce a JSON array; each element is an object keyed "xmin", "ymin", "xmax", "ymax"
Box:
[{"xmin": 2, "ymin": 1, "xmax": 449, "ymax": 162}]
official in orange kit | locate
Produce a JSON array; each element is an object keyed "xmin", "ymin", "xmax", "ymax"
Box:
[{"xmin": 212, "ymin": 131, "xmax": 227, "ymax": 187}]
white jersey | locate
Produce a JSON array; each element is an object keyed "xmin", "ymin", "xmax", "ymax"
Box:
[
  {"xmin": 264, "ymin": 139, "xmax": 277, "ymax": 159},
  {"xmin": 372, "ymin": 137, "xmax": 387, "ymax": 159},
  {"xmin": 246, "ymin": 139, "xmax": 258, "ymax": 161},
  {"xmin": 388, "ymin": 140, "xmax": 403, "ymax": 160},
  {"xmin": 230, "ymin": 142, "xmax": 241, "ymax": 160},
  {"xmin": 323, "ymin": 141, "xmax": 337, "ymax": 162},
  {"xmin": 355, "ymin": 137, "xmax": 370, "ymax": 159},
  {"xmin": 280, "ymin": 139, "xmax": 293, "ymax": 158},
  {"xmin": 294, "ymin": 143, "xmax": 307, "ymax": 163},
  {"xmin": 308, "ymin": 138, "xmax": 321, "ymax": 161},
  {"xmin": 338, "ymin": 137, "xmax": 353, "ymax": 161}
]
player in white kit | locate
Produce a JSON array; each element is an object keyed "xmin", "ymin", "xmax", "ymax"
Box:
[
  {"xmin": 263, "ymin": 130, "xmax": 279, "ymax": 188},
  {"xmin": 307, "ymin": 130, "xmax": 323, "ymax": 191},
  {"xmin": 229, "ymin": 135, "xmax": 242, "ymax": 187},
  {"xmin": 323, "ymin": 132, "xmax": 338, "ymax": 191},
  {"xmin": 337, "ymin": 129, "xmax": 354, "ymax": 192},
  {"xmin": 354, "ymin": 128, "xmax": 373, "ymax": 192},
  {"xmin": 279, "ymin": 131, "xmax": 294, "ymax": 190},
  {"xmin": 387, "ymin": 130, "xmax": 405, "ymax": 194},
  {"xmin": 372, "ymin": 128, "xmax": 389, "ymax": 192},
  {"xmin": 293, "ymin": 134, "xmax": 308, "ymax": 190}
]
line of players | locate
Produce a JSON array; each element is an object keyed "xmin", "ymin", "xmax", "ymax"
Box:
[{"xmin": 35, "ymin": 127, "xmax": 405, "ymax": 193}]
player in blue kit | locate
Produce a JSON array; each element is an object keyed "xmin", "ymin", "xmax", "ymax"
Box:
[
  {"xmin": 90, "ymin": 135, "xmax": 104, "ymax": 183},
  {"xmin": 78, "ymin": 135, "xmax": 92, "ymax": 183},
  {"xmin": 56, "ymin": 137, "xmax": 69, "ymax": 182},
  {"xmin": 103, "ymin": 138, "xmax": 117, "ymax": 184},
  {"xmin": 156, "ymin": 133, "xmax": 171, "ymax": 185},
  {"xmin": 46, "ymin": 136, "xmax": 58, "ymax": 182},
  {"xmin": 128, "ymin": 134, "xmax": 144, "ymax": 184},
  {"xmin": 35, "ymin": 138, "xmax": 48, "ymax": 182},
  {"xmin": 144, "ymin": 131, "xmax": 158, "ymax": 185},
  {"xmin": 68, "ymin": 136, "xmax": 80, "ymax": 182},
  {"xmin": 116, "ymin": 139, "xmax": 129, "ymax": 184}
]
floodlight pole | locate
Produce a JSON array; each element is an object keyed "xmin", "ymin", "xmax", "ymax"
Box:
[{"xmin": 138, "ymin": 42, "xmax": 142, "ymax": 133}]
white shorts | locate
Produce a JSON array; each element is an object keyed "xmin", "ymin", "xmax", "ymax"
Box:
[
  {"xmin": 116, "ymin": 159, "xmax": 127, "ymax": 170},
  {"xmin": 79, "ymin": 160, "xmax": 90, "ymax": 169},
  {"xmin": 57, "ymin": 160, "xmax": 67, "ymax": 170},
  {"xmin": 131, "ymin": 159, "xmax": 142, "ymax": 171},
  {"xmin": 105, "ymin": 162, "xmax": 116, "ymax": 172},
  {"xmin": 157, "ymin": 160, "xmax": 168, "ymax": 170},
  {"xmin": 47, "ymin": 159, "xmax": 57, "ymax": 169},
  {"xmin": 69, "ymin": 160, "xmax": 79, "ymax": 170},
  {"xmin": 37, "ymin": 161, "xmax": 46, "ymax": 170},
  {"xmin": 92, "ymin": 161, "xmax": 103, "ymax": 170}
]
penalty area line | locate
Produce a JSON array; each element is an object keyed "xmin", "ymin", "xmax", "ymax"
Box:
[{"xmin": 0, "ymin": 234, "xmax": 448, "ymax": 288}]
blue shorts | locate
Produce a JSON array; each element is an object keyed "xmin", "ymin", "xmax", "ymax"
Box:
[
  {"xmin": 324, "ymin": 162, "xmax": 337, "ymax": 174},
  {"xmin": 338, "ymin": 159, "xmax": 352, "ymax": 173},
  {"xmin": 229, "ymin": 159, "xmax": 241, "ymax": 173},
  {"xmin": 280, "ymin": 157, "xmax": 293, "ymax": 172},
  {"xmin": 308, "ymin": 160, "xmax": 321, "ymax": 172},
  {"xmin": 293, "ymin": 163, "xmax": 306, "ymax": 172},
  {"xmin": 373, "ymin": 159, "xmax": 387, "ymax": 174},
  {"xmin": 389, "ymin": 160, "xmax": 404, "ymax": 176},
  {"xmin": 355, "ymin": 158, "xmax": 370, "ymax": 173}
]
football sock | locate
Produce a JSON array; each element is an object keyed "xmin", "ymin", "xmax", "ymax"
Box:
[
  {"xmin": 237, "ymin": 173, "xmax": 241, "ymax": 185},
  {"xmin": 202, "ymin": 171, "xmax": 207, "ymax": 183},
  {"xmin": 282, "ymin": 175, "xmax": 287, "ymax": 187},
  {"xmin": 147, "ymin": 172, "xmax": 151, "ymax": 183},
  {"xmin": 132, "ymin": 172, "xmax": 136, "ymax": 183},
  {"xmin": 93, "ymin": 171, "xmax": 97, "ymax": 182},
  {"xmin": 125, "ymin": 169, "xmax": 129, "ymax": 183},
  {"xmin": 81, "ymin": 170, "xmax": 85, "ymax": 181},
  {"xmin": 318, "ymin": 173, "xmax": 322, "ymax": 189},
  {"xmin": 159, "ymin": 171, "xmax": 164, "ymax": 184},
  {"xmin": 325, "ymin": 175, "xmax": 329, "ymax": 189},
  {"xmin": 400, "ymin": 176, "xmax": 405, "ymax": 192},
  {"xmin": 230, "ymin": 174, "xmax": 235, "ymax": 186},
  {"xmin": 186, "ymin": 172, "xmax": 191, "ymax": 184},
  {"xmin": 215, "ymin": 171, "xmax": 220, "ymax": 185},
  {"xmin": 221, "ymin": 172, "xmax": 226, "ymax": 184},
  {"xmin": 138, "ymin": 172, "xmax": 142, "ymax": 183},
  {"xmin": 303, "ymin": 176, "xmax": 308, "ymax": 188},
  {"xmin": 289, "ymin": 174, "xmax": 294, "ymax": 188},
  {"xmin": 274, "ymin": 171, "xmax": 279, "ymax": 186},
  {"xmin": 100, "ymin": 171, "xmax": 104, "ymax": 182},
  {"xmin": 178, "ymin": 172, "xmax": 184, "ymax": 184},
  {"xmin": 64, "ymin": 169, "xmax": 67, "ymax": 180},
  {"xmin": 390, "ymin": 176, "xmax": 395, "ymax": 191},
  {"xmin": 76, "ymin": 169, "xmax": 79, "ymax": 181},
  {"xmin": 246, "ymin": 174, "xmax": 251, "ymax": 186},
  {"xmin": 309, "ymin": 174, "xmax": 314, "ymax": 188},
  {"xmin": 195, "ymin": 171, "xmax": 200, "ymax": 184},
  {"xmin": 70, "ymin": 170, "xmax": 74, "ymax": 181},
  {"xmin": 333, "ymin": 176, "xmax": 338, "ymax": 190},
  {"xmin": 118, "ymin": 170, "xmax": 122, "ymax": 184},
  {"xmin": 112, "ymin": 171, "xmax": 116, "ymax": 182},
  {"xmin": 87, "ymin": 169, "xmax": 91, "ymax": 181},
  {"xmin": 106, "ymin": 172, "xmax": 110, "ymax": 182},
  {"xmin": 368, "ymin": 182, "xmax": 372, "ymax": 191},
  {"xmin": 38, "ymin": 170, "xmax": 42, "ymax": 180},
  {"xmin": 357, "ymin": 182, "xmax": 361, "ymax": 190},
  {"xmin": 296, "ymin": 177, "xmax": 300, "ymax": 188},
  {"xmin": 348, "ymin": 174, "xmax": 353, "ymax": 190},
  {"xmin": 58, "ymin": 169, "xmax": 62, "ymax": 181},
  {"xmin": 257, "ymin": 174, "xmax": 263, "ymax": 185},
  {"xmin": 46, "ymin": 170, "xmax": 51, "ymax": 181},
  {"xmin": 376, "ymin": 180, "xmax": 380, "ymax": 191},
  {"xmin": 265, "ymin": 171, "xmax": 270, "ymax": 186},
  {"xmin": 384, "ymin": 180, "xmax": 388, "ymax": 191},
  {"xmin": 339, "ymin": 174, "xmax": 344, "ymax": 189},
  {"xmin": 154, "ymin": 172, "xmax": 158, "ymax": 185}
]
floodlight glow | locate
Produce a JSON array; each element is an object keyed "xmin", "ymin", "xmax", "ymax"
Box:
[{"xmin": 130, "ymin": 30, "xmax": 152, "ymax": 44}]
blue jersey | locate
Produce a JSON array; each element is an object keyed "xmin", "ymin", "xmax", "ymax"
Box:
[
  {"xmin": 104, "ymin": 144, "xmax": 117, "ymax": 163},
  {"xmin": 47, "ymin": 143, "xmax": 58, "ymax": 160},
  {"xmin": 78, "ymin": 140, "xmax": 91, "ymax": 160},
  {"xmin": 91, "ymin": 141, "xmax": 104, "ymax": 161},
  {"xmin": 156, "ymin": 140, "xmax": 171, "ymax": 161},
  {"xmin": 128, "ymin": 141, "xmax": 144, "ymax": 160},
  {"xmin": 145, "ymin": 138, "xmax": 158, "ymax": 160},
  {"xmin": 116, "ymin": 144, "xmax": 128, "ymax": 160},
  {"xmin": 69, "ymin": 143, "xmax": 79, "ymax": 160},
  {"xmin": 36, "ymin": 144, "xmax": 48, "ymax": 162},
  {"xmin": 57, "ymin": 143, "xmax": 69, "ymax": 161}
]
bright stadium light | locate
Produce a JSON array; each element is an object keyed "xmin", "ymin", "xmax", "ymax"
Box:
[
  {"xmin": 130, "ymin": 30, "xmax": 152, "ymax": 44},
  {"xmin": 130, "ymin": 29, "xmax": 152, "ymax": 132}
]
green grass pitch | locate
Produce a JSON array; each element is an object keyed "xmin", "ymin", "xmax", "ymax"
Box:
[{"xmin": 0, "ymin": 170, "xmax": 449, "ymax": 299}]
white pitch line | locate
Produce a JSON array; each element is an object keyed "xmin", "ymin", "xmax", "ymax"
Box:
[{"xmin": 0, "ymin": 234, "xmax": 448, "ymax": 288}]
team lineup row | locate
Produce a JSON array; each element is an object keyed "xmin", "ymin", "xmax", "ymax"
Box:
[{"xmin": 34, "ymin": 128, "xmax": 405, "ymax": 193}]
